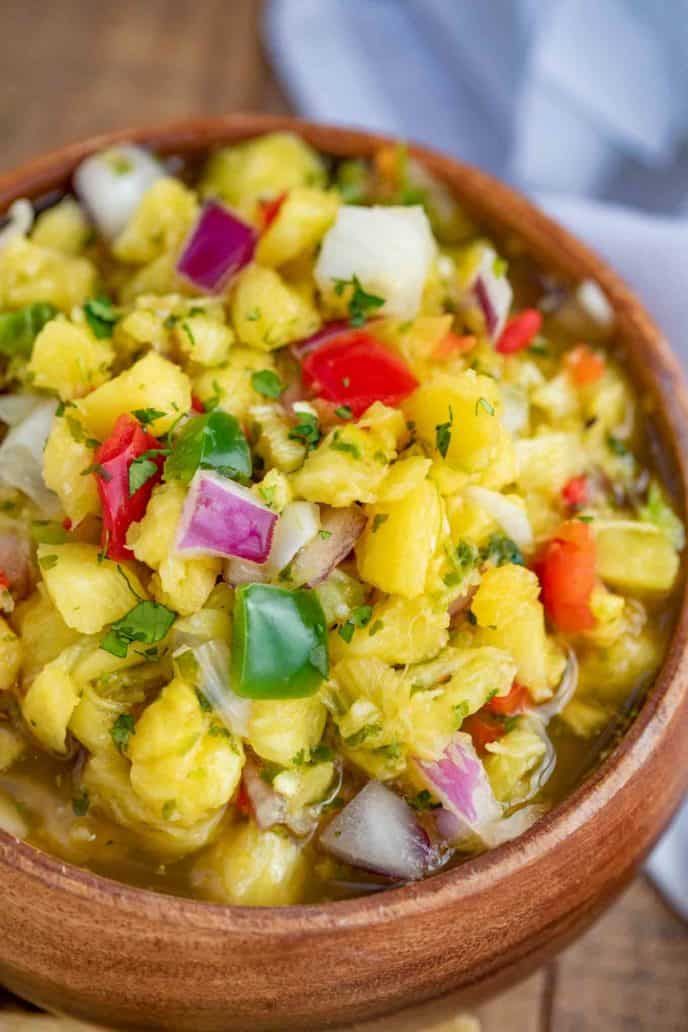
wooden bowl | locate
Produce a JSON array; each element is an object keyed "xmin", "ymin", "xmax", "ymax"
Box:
[{"xmin": 1, "ymin": 115, "xmax": 687, "ymax": 1032}]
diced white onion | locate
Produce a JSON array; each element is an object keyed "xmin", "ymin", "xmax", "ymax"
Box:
[
  {"xmin": 174, "ymin": 640, "xmax": 251, "ymax": 738},
  {"xmin": 74, "ymin": 144, "xmax": 165, "ymax": 240},
  {"xmin": 500, "ymin": 384, "xmax": 529, "ymax": 436},
  {"xmin": 0, "ymin": 199, "xmax": 33, "ymax": 252},
  {"xmin": 0, "ymin": 393, "xmax": 43, "ymax": 427},
  {"xmin": 315, "ymin": 205, "xmax": 437, "ymax": 320},
  {"xmin": 464, "ymin": 485, "xmax": 533, "ymax": 552},
  {"xmin": 0, "ymin": 398, "xmax": 60, "ymax": 515},
  {"xmin": 576, "ymin": 279, "xmax": 614, "ymax": 328}
]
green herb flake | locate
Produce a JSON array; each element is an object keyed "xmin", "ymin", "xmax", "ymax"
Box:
[
  {"xmin": 475, "ymin": 396, "xmax": 495, "ymax": 417},
  {"xmin": 435, "ymin": 405, "xmax": 453, "ymax": 459},
  {"xmin": 606, "ymin": 433, "xmax": 629, "ymax": 457},
  {"xmin": 195, "ymin": 688, "xmax": 212, "ymax": 712},
  {"xmin": 128, "ymin": 453, "xmax": 161, "ymax": 496},
  {"xmin": 100, "ymin": 600, "xmax": 176, "ymax": 659},
  {"xmin": 251, "ymin": 369, "xmax": 284, "ymax": 399},
  {"xmin": 84, "ymin": 296, "xmax": 119, "ymax": 339},
  {"xmin": 110, "ymin": 713, "xmax": 136, "ymax": 753},
  {"xmin": 72, "ymin": 788, "xmax": 90, "ymax": 817},
  {"xmin": 481, "ymin": 533, "xmax": 524, "ymax": 568},
  {"xmin": 371, "ymin": 513, "xmax": 389, "ymax": 534},
  {"xmin": 288, "ymin": 410, "xmax": 321, "ymax": 450},
  {"xmin": 330, "ymin": 431, "xmax": 361, "ymax": 459},
  {"xmin": 132, "ymin": 408, "xmax": 166, "ymax": 426},
  {"xmin": 343, "ymin": 723, "xmax": 382, "ymax": 748},
  {"xmin": 408, "ymin": 789, "xmax": 440, "ymax": 812},
  {"xmin": 368, "ymin": 619, "xmax": 384, "ymax": 637},
  {"xmin": 208, "ymin": 724, "xmax": 232, "ymax": 739},
  {"xmin": 338, "ymin": 604, "xmax": 374, "ymax": 643},
  {"xmin": 333, "ymin": 274, "xmax": 385, "ymax": 328},
  {"xmin": 38, "ymin": 554, "xmax": 59, "ymax": 571},
  {"xmin": 453, "ymin": 701, "xmax": 470, "ymax": 728},
  {"xmin": 180, "ymin": 321, "xmax": 195, "ymax": 349},
  {"xmin": 335, "ymin": 404, "xmax": 353, "ymax": 420},
  {"xmin": 318, "ymin": 529, "xmax": 332, "ymax": 540},
  {"xmin": 81, "ymin": 462, "xmax": 111, "ymax": 481}
]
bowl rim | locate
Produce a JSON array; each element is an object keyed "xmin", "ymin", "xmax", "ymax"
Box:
[{"xmin": 2, "ymin": 112, "xmax": 688, "ymax": 936}]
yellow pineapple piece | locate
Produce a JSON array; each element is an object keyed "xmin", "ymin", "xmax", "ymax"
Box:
[
  {"xmin": 256, "ymin": 187, "xmax": 340, "ymax": 267},
  {"xmin": 291, "ymin": 423, "xmax": 394, "ymax": 507},
  {"xmin": 484, "ymin": 716, "xmax": 547, "ymax": 803},
  {"xmin": 12, "ymin": 587, "xmax": 81, "ymax": 684},
  {"xmin": 0, "ymin": 616, "xmax": 22, "ymax": 693},
  {"xmin": 193, "ymin": 347, "xmax": 277, "ymax": 423},
  {"xmin": 330, "ymin": 594, "xmax": 449, "ymax": 665},
  {"xmin": 231, "ymin": 265, "xmax": 320, "ymax": 350},
  {"xmin": 113, "ymin": 178, "xmax": 199, "ymax": 264},
  {"xmin": 42, "ymin": 411, "xmax": 100, "ymax": 524},
  {"xmin": 21, "ymin": 648, "xmax": 82, "ymax": 753},
  {"xmin": 250, "ymin": 403, "xmax": 306, "ymax": 473},
  {"xmin": 0, "ymin": 237, "xmax": 96, "ymax": 311},
  {"xmin": 76, "ymin": 351, "xmax": 191, "ymax": 439},
  {"xmin": 515, "ymin": 431, "xmax": 586, "ymax": 496},
  {"xmin": 355, "ymin": 479, "xmax": 442, "ymax": 598},
  {"xmin": 0, "ymin": 724, "xmax": 25, "ymax": 772},
  {"xmin": 28, "ymin": 318, "xmax": 113, "ymax": 400},
  {"xmin": 593, "ymin": 519, "xmax": 679, "ymax": 593},
  {"xmin": 32, "ymin": 197, "xmax": 90, "ymax": 255},
  {"xmin": 37, "ymin": 543, "xmax": 147, "ymax": 634},
  {"xmin": 193, "ymin": 821, "xmax": 307, "ymax": 906},
  {"xmin": 173, "ymin": 312, "xmax": 235, "ymax": 368},
  {"xmin": 248, "ymin": 695, "xmax": 327, "ymax": 767}
]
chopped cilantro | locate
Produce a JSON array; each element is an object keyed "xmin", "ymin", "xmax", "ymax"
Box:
[
  {"xmin": 110, "ymin": 713, "xmax": 136, "ymax": 753},
  {"xmin": 372, "ymin": 513, "xmax": 389, "ymax": 534},
  {"xmin": 335, "ymin": 404, "xmax": 353, "ymax": 420},
  {"xmin": 72, "ymin": 788, "xmax": 90, "ymax": 817},
  {"xmin": 338, "ymin": 604, "xmax": 374, "ymax": 643},
  {"xmin": 333, "ymin": 274, "xmax": 385, "ymax": 328},
  {"xmin": 128, "ymin": 449, "xmax": 166, "ymax": 496},
  {"xmin": 453, "ymin": 701, "xmax": 470, "ymax": 727},
  {"xmin": 84, "ymin": 296, "xmax": 118, "ymax": 339},
  {"xmin": 343, "ymin": 723, "xmax": 382, "ymax": 748},
  {"xmin": 435, "ymin": 405, "xmax": 453, "ymax": 459},
  {"xmin": 288, "ymin": 410, "xmax": 321, "ymax": 449},
  {"xmin": 318, "ymin": 529, "xmax": 332, "ymax": 540},
  {"xmin": 475, "ymin": 396, "xmax": 495, "ymax": 417},
  {"xmin": 100, "ymin": 600, "xmax": 176, "ymax": 659},
  {"xmin": 38, "ymin": 554, "xmax": 59, "ymax": 571},
  {"xmin": 251, "ymin": 369, "xmax": 284, "ymax": 399},
  {"xmin": 180, "ymin": 321, "xmax": 195, "ymax": 348},
  {"xmin": 330, "ymin": 431, "xmax": 361, "ymax": 459},
  {"xmin": 208, "ymin": 724, "xmax": 232, "ymax": 739},
  {"xmin": 408, "ymin": 789, "xmax": 441, "ymax": 812},
  {"xmin": 606, "ymin": 433, "xmax": 629, "ymax": 457},
  {"xmin": 132, "ymin": 408, "xmax": 166, "ymax": 426},
  {"xmin": 481, "ymin": 533, "xmax": 524, "ymax": 567},
  {"xmin": 368, "ymin": 619, "xmax": 384, "ymax": 637},
  {"xmin": 81, "ymin": 462, "xmax": 111, "ymax": 481},
  {"xmin": 195, "ymin": 688, "xmax": 212, "ymax": 712}
]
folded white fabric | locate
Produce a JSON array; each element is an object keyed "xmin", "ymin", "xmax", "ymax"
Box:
[{"xmin": 264, "ymin": 0, "xmax": 688, "ymax": 922}]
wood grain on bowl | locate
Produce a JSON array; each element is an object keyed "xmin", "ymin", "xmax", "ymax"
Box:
[{"xmin": 0, "ymin": 116, "xmax": 687, "ymax": 1032}]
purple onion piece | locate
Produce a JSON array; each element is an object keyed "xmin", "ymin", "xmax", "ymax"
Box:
[
  {"xmin": 177, "ymin": 470, "xmax": 277, "ymax": 561},
  {"xmin": 463, "ymin": 246, "xmax": 513, "ymax": 343},
  {"xmin": 289, "ymin": 320, "xmax": 352, "ymax": 361},
  {"xmin": 177, "ymin": 201, "xmax": 256, "ymax": 292},
  {"xmin": 290, "ymin": 505, "xmax": 366, "ymax": 587},
  {"xmin": 415, "ymin": 732, "xmax": 501, "ymax": 844}
]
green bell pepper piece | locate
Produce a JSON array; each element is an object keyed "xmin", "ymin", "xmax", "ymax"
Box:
[
  {"xmin": 232, "ymin": 584, "xmax": 329, "ymax": 699},
  {"xmin": 0, "ymin": 302, "xmax": 58, "ymax": 358},
  {"xmin": 165, "ymin": 409, "xmax": 251, "ymax": 485}
]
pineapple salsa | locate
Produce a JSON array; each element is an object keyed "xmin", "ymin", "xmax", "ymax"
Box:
[{"xmin": 0, "ymin": 132, "xmax": 683, "ymax": 905}]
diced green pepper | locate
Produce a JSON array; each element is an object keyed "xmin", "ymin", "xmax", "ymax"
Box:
[
  {"xmin": 0, "ymin": 302, "xmax": 58, "ymax": 358},
  {"xmin": 165, "ymin": 409, "xmax": 251, "ymax": 485},
  {"xmin": 232, "ymin": 584, "xmax": 329, "ymax": 699}
]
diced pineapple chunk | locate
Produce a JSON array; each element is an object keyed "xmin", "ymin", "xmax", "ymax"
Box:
[
  {"xmin": 515, "ymin": 431, "xmax": 586, "ymax": 496},
  {"xmin": 593, "ymin": 520, "xmax": 679, "ymax": 593},
  {"xmin": 273, "ymin": 761, "xmax": 335, "ymax": 812},
  {"xmin": 193, "ymin": 821, "xmax": 307, "ymax": 905},
  {"xmin": 12, "ymin": 588, "xmax": 81, "ymax": 683},
  {"xmin": 173, "ymin": 312, "xmax": 235, "ymax": 367},
  {"xmin": 256, "ymin": 187, "xmax": 340, "ymax": 267},
  {"xmin": 559, "ymin": 697, "xmax": 609, "ymax": 737},
  {"xmin": 291, "ymin": 424, "xmax": 393, "ymax": 507},
  {"xmin": 403, "ymin": 371, "xmax": 502, "ymax": 472},
  {"xmin": 577, "ymin": 628, "xmax": 663, "ymax": 705},
  {"xmin": 129, "ymin": 677, "xmax": 243, "ymax": 824},
  {"xmin": 231, "ymin": 265, "xmax": 320, "ymax": 350},
  {"xmin": 0, "ymin": 616, "xmax": 22, "ymax": 692},
  {"xmin": 248, "ymin": 696, "xmax": 327, "ymax": 766},
  {"xmin": 355, "ymin": 480, "xmax": 442, "ymax": 598},
  {"xmin": 42, "ymin": 412, "xmax": 101, "ymax": 524},
  {"xmin": 484, "ymin": 716, "xmax": 548, "ymax": 804},
  {"xmin": 201, "ymin": 132, "xmax": 326, "ymax": 220},
  {"xmin": 112, "ymin": 178, "xmax": 199, "ymax": 264},
  {"xmin": 28, "ymin": 318, "xmax": 113, "ymax": 400},
  {"xmin": 126, "ymin": 481, "xmax": 221, "ymax": 616},
  {"xmin": 471, "ymin": 564, "xmax": 555, "ymax": 701},
  {"xmin": 377, "ymin": 455, "xmax": 432, "ymax": 503},
  {"xmin": 193, "ymin": 347, "xmax": 276, "ymax": 423},
  {"xmin": 32, "ymin": 197, "xmax": 90, "ymax": 255},
  {"xmin": 330, "ymin": 594, "xmax": 449, "ymax": 665},
  {"xmin": 76, "ymin": 351, "xmax": 191, "ymax": 439},
  {"xmin": 0, "ymin": 237, "xmax": 96, "ymax": 311},
  {"xmin": 0, "ymin": 724, "xmax": 25, "ymax": 772},
  {"xmin": 374, "ymin": 315, "xmax": 453, "ymax": 379},
  {"xmin": 250, "ymin": 403, "xmax": 306, "ymax": 473},
  {"xmin": 69, "ymin": 686, "xmax": 131, "ymax": 756},
  {"xmin": 21, "ymin": 653, "xmax": 81, "ymax": 753},
  {"xmin": 37, "ymin": 543, "xmax": 147, "ymax": 634},
  {"xmin": 446, "ymin": 494, "xmax": 498, "ymax": 548}
]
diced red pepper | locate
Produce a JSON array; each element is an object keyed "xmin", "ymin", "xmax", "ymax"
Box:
[
  {"xmin": 562, "ymin": 474, "xmax": 589, "ymax": 509},
  {"xmin": 533, "ymin": 520, "xmax": 597, "ymax": 632},
  {"xmin": 463, "ymin": 712, "xmax": 506, "ymax": 754},
  {"xmin": 0, "ymin": 570, "xmax": 9, "ymax": 591},
  {"xmin": 94, "ymin": 414, "xmax": 165, "ymax": 561},
  {"xmin": 496, "ymin": 309, "xmax": 542, "ymax": 354},
  {"xmin": 258, "ymin": 192, "xmax": 287, "ymax": 231},
  {"xmin": 434, "ymin": 332, "xmax": 476, "ymax": 359},
  {"xmin": 565, "ymin": 344, "xmax": 605, "ymax": 385},
  {"xmin": 62, "ymin": 517, "xmax": 73, "ymax": 532},
  {"xmin": 301, "ymin": 331, "xmax": 418, "ymax": 417},
  {"xmin": 191, "ymin": 394, "xmax": 205, "ymax": 414},
  {"xmin": 235, "ymin": 780, "xmax": 251, "ymax": 817},
  {"xmin": 487, "ymin": 682, "xmax": 531, "ymax": 716}
]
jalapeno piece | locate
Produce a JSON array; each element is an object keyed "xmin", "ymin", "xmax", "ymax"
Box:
[{"xmin": 232, "ymin": 584, "xmax": 329, "ymax": 699}]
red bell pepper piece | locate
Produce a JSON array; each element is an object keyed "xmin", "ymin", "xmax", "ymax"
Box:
[
  {"xmin": 533, "ymin": 520, "xmax": 597, "ymax": 632},
  {"xmin": 258, "ymin": 192, "xmax": 287, "ymax": 231},
  {"xmin": 191, "ymin": 394, "xmax": 206, "ymax": 413},
  {"xmin": 487, "ymin": 682, "xmax": 531, "ymax": 716},
  {"xmin": 562, "ymin": 474, "xmax": 589, "ymax": 509},
  {"xmin": 496, "ymin": 309, "xmax": 542, "ymax": 354},
  {"xmin": 462, "ymin": 712, "xmax": 506, "ymax": 754},
  {"xmin": 301, "ymin": 330, "xmax": 418, "ymax": 417},
  {"xmin": 93, "ymin": 414, "xmax": 165, "ymax": 560}
]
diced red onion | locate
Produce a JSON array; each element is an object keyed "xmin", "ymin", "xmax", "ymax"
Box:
[
  {"xmin": 74, "ymin": 145, "xmax": 165, "ymax": 240},
  {"xmin": 415, "ymin": 732, "xmax": 501, "ymax": 843},
  {"xmin": 289, "ymin": 505, "xmax": 366, "ymax": 587},
  {"xmin": 177, "ymin": 201, "xmax": 256, "ymax": 293},
  {"xmin": 461, "ymin": 245, "xmax": 512, "ymax": 343},
  {"xmin": 319, "ymin": 781, "xmax": 432, "ymax": 881},
  {"xmin": 225, "ymin": 500, "xmax": 319, "ymax": 586},
  {"xmin": 177, "ymin": 471, "xmax": 276, "ymax": 561}
]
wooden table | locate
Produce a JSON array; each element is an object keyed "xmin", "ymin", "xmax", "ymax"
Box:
[{"xmin": 0, "ymin": 2, "xmax": 686, "ymax": 1028}]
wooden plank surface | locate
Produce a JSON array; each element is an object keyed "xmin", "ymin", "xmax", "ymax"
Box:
[{"xmin": 0, "ymin": 2, "xmax": 686, "ymax": 1029}]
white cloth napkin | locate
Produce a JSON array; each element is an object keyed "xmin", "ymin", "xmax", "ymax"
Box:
[{"xmin": 264, "ymin": 0, "xmax": 688, "ymax": 921}]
